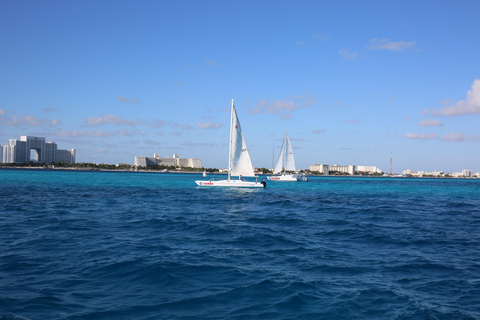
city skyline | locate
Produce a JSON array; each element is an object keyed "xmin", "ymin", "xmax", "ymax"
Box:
[{"xmin": 1, "ymin": 1, "xmax": 480, "ymax": 173}]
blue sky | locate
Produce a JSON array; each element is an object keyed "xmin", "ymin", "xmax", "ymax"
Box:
[{"xmin": 1, "ymin": 0, "xmax": 480, "ymax": 173}]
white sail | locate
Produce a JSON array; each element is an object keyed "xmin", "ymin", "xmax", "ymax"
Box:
[
  {"xmin": 273, "ymin": 132, "xmax": 296, "ymax": 173},
  {"xmin": 229, "ymin": 101, "xmax": 255, "ymax": 177},
  {"xmin": 195, "ymin": 99, "xmax": 265, "ymax": 187},
  {"xmin": 284, "ymin": 133, "xmax": 296, "ymax": 171},
  {"xmin": 268, "ymin": 132, "xmax": 307, "ymax": 182},
  {"xmin": 273, "ymin": 138, "xmax": 285, "ymax": 174}
]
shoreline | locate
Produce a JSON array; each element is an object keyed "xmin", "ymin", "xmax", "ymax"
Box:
[{"xmin": 1, "ymin": 166, "xmax": 478, "ymax": 179}]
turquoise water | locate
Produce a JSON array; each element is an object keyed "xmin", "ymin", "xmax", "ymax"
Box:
[{"xmin": 1, "ymin": 169, "xmax": 480, "ymax": 319}]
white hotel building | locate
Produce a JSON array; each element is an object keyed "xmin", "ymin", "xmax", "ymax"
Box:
[
  {"xmin": 135, "ymin": 153, "xmax": 202, "ymax": 169},
  {"xmin": 1, "ymin": 136, "xmax": 75, "ymax": 164},
  {"xmin": 310, "ymin": 164, "xmax": 356, "ymax": 175},
  {"xmin": 310, "ymin": 164, "xmax": 382, "ymax": 175}
]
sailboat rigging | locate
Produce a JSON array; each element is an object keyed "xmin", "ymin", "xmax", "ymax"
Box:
[
  {"xmin": 268, "ymin": 132, "xmax": 307, "ymax": 182},
  {"xmin": 195, "ymin": 99, "xmax": 266, "ymax": 188}
]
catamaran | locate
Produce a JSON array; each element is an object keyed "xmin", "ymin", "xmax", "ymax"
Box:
[
  {"xmin": 268, "ymin": 132, "xmax": 307, "ymax": 182},
  {"xmin": 195, "ymin": 99, "xmax": 266, "ymax": 188}
]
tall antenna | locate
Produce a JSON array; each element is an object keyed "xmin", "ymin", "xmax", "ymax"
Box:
[{"xmin": 390, "ymin": 152, "xmax": 392, "ymax": 175}]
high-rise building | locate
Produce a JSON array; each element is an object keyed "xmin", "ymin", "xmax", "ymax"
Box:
[{"xmin": 0, "ymin": 135, "xmax": 75, "ymax": 164}]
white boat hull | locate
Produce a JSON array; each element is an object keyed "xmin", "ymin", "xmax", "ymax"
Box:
[
  {"xmin": 195, "ymin": 179, "xmax": 266, "ymax": 188},
  {"xmin": 268, "ymin": 174, "xmax": 308, "ymax": 182}
]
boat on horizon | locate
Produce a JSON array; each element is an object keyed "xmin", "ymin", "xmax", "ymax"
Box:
[
  {"xmin": 195, "ymin": 99, "xmax": 266, "ymax": 188},
  {"xmin": 268, "ymin": 132, "xmax": 307, "ymax": 182}
]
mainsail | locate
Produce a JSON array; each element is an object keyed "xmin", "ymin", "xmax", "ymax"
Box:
[
  {"xmin": 229, "ymin": 101, "xmax": 255, "ymax": 177},
  {"xmin": 273, "ymin": 138, "xmax": 285, "ymax": 174},
  {"xmin": 273, "ymin": 132, "xmax": 296, "ymax": 174},
  {"xmin": 284, "ymin": 133, "xmax": 296, "ymax": 171}
]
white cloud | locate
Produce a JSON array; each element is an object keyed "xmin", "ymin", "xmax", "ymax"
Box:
[
  {"xmin": 426, "ymin": 79, "xmax": 480, "ymax": 116},
  {"xmin": 50, "ymin": 118, "xmax": 61, "ymax": 127},
  {"xmin": 0, "ymin": 109, "xmax": 5, "ymax": 115},
  {"xmin": 280, "ymin": 113, "xmax": 294, "ymax": 120},
  {"xmin": 182, "ymin": 124, "xmax": 193, "ymax": 130},
  {"xmin": 149, "ymin": 119, "xmax": 167, "ymax": 128},
  {"xmin": 343, "ymin": 119, "xmax": 362, "ymax": 123},
  {"xmin": 442, "ymin": 132, "xmax": 469, "ymax": 142},
  {"xmin": 22, "ymin": 115, "xmax": 43, "ymax": 126},
  {"xmin": 387, "ymin": 97, "xmax": 397, "ymax": 103},
  {"xmin": 313, "ymin": 33, "xmax": 331, "ymax": 41},
  {"xmin": 404, "ymin": 132, "xmax": 439, "ymax": 140},
  {"xmin": 197, "ymin": 121, "xmax": 222, "ymax": 129},
  {"xmin": 42, "ymin": 107, "xmax": 59, "ymax": 112},
  {"xmin": 249, "ymin": 93, "xmax": 316, "ymax": 115},
  {"xmin": 312, "ymin": 129, "xmax": 326, "ymax": 134},
  {"xmin": 171, "ymin": 132, "xmax": 182, "ymax": 136},
  {"xmin": 338, "ymin": 48, "xmax": 358, "ymax": 60},
  {"xmin": 85, "ymin": 114, "xmax": 135, "ymax": 126},
  {"xmin": 53, "ymin": 130, "xmax": 113, "ymax": 138},
  {"xmin": 2, "ymin": 115, "xmax": 45, "ymax": 126},
  {"xmin": 418, "ymin": 119, "xmax": 442, "ymax": 127},
  {"xmin": 205, "ymin": 60, "xmax": 219, "ymax": 66},
  {"xmin": 369, "ymin": 38, "xmax": 415, "ymax": 51},
  {"xmin": 116, "ymin": 96, "xmax": 141, "ymax": 104},
  {"xmin": 144, "ymin": 140, "xmax": 163, "ymax": 145},
  {"xmin": 182, "ymin": 141, "xmax": 214, "ymax": 147},
  {"xmin": 117, "ymin": 128, "xmax": 132, "ymax": 136},
  {"xmin": 296, "ymin": 40, "xmax": 307, "ymax": 46}
]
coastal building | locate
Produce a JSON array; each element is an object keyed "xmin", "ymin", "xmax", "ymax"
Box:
[
  {"xmin": 356, "ymin": 166, "xmax": 382, "ymax": 174},
  {"xmin": 462, "ymin": 169, "xmax": 473, "ymax": 178},
  {"xmin": 0, "ymin": 136, "xmax": 75, "ymax": 164},
  {"xmin": 135, "ymin": 153, "xmax": 202, "ymax": 169},
  {"xmin": 309, "ymin": 164, "xmax": 330, "ymax": 175},
  {"xmin": 330, "ymin": 164, "xmax": 356, "ymax": 175},
  {"xmin": 309, "ymin": 164, "xmax": 356, "ymax": 175}
]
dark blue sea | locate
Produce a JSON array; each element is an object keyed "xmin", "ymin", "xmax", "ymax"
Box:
[{"xmin": 1, "ymin": 169, "xmax": 480, "ymax": 320}]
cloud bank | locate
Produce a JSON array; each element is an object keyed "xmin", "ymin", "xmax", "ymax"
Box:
[
  {"xmin": 424, "ymin": 79, "xmax": 480, "ymax": 116},
  {"xmin": 404, "ymin": 133, "xmax": 439, "ymax": 140},
  {"xmin": 418, "ymin": 119, "xmax": 442, "ymax": 126},
  {"xmin": 369, "ymin": 38, "xmax": 415, "ymax": 51},
  {"xmin": 85, "ymin": 114, "xmax": 135, "ymax": 126},
  {"xmin": 197, "ymin": 121, "xmax": 222, "ymax": 129},
  {"xmin": 249, "ymin": 93, "xmax": 316, "ymax": 116}
]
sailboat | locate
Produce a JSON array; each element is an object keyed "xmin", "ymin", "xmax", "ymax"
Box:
[
  {"xmin": 195, "ymin": 99, "xmax": 266, "ymax": 188},
  {"xmin": 268, "ymin": 132, "xmax": 307, "ymax": 181}
]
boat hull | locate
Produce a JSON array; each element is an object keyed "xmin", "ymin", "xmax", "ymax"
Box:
[
  {"xmin": 267, "ymin": 174, "xmax": 308, "ymax": 182},
  {"xmin": 195, "ymin": 179, "xmax": 266, "ymax": 188}
]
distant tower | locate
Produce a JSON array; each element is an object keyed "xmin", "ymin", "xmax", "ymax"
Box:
[{"xmin": 390, "ymin": 152, "xmax": 392, "ymax": 174}]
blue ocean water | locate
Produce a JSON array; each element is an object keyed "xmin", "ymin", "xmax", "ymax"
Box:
[{"xmin": 1, "ymin": 169, "xmax": 479, "ymax": 320}]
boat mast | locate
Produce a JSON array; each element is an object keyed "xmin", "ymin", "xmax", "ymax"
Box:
[
  {"xmin": 272, "ymin": 140, "xmax": 274, "ymax": 171},
  {"xmin": 283, "ymin": 131, "xmax": 287, "ymax": 173},
  {"xmin": 228, "ymin": 99, "xmax": 234, "ymax": 181}
]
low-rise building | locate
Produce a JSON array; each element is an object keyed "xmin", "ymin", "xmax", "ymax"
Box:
[
  {"xmin": 357, "ymin": 166, "xmax": 382, "ymax": 174},
  {"xmin": 135, "ymin": 153, "xmax": 202, "ymax": 168},
  {"xmin": 309, "ymin": 164, "xmax": 329, "ymax": 175},
  {"xmin": 309, "ymin": 164, "xmax": 355, "ymax": 175},
  {"xmin": 462, "ymin": 169, "xmax": 473, "ymax": 178}
]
